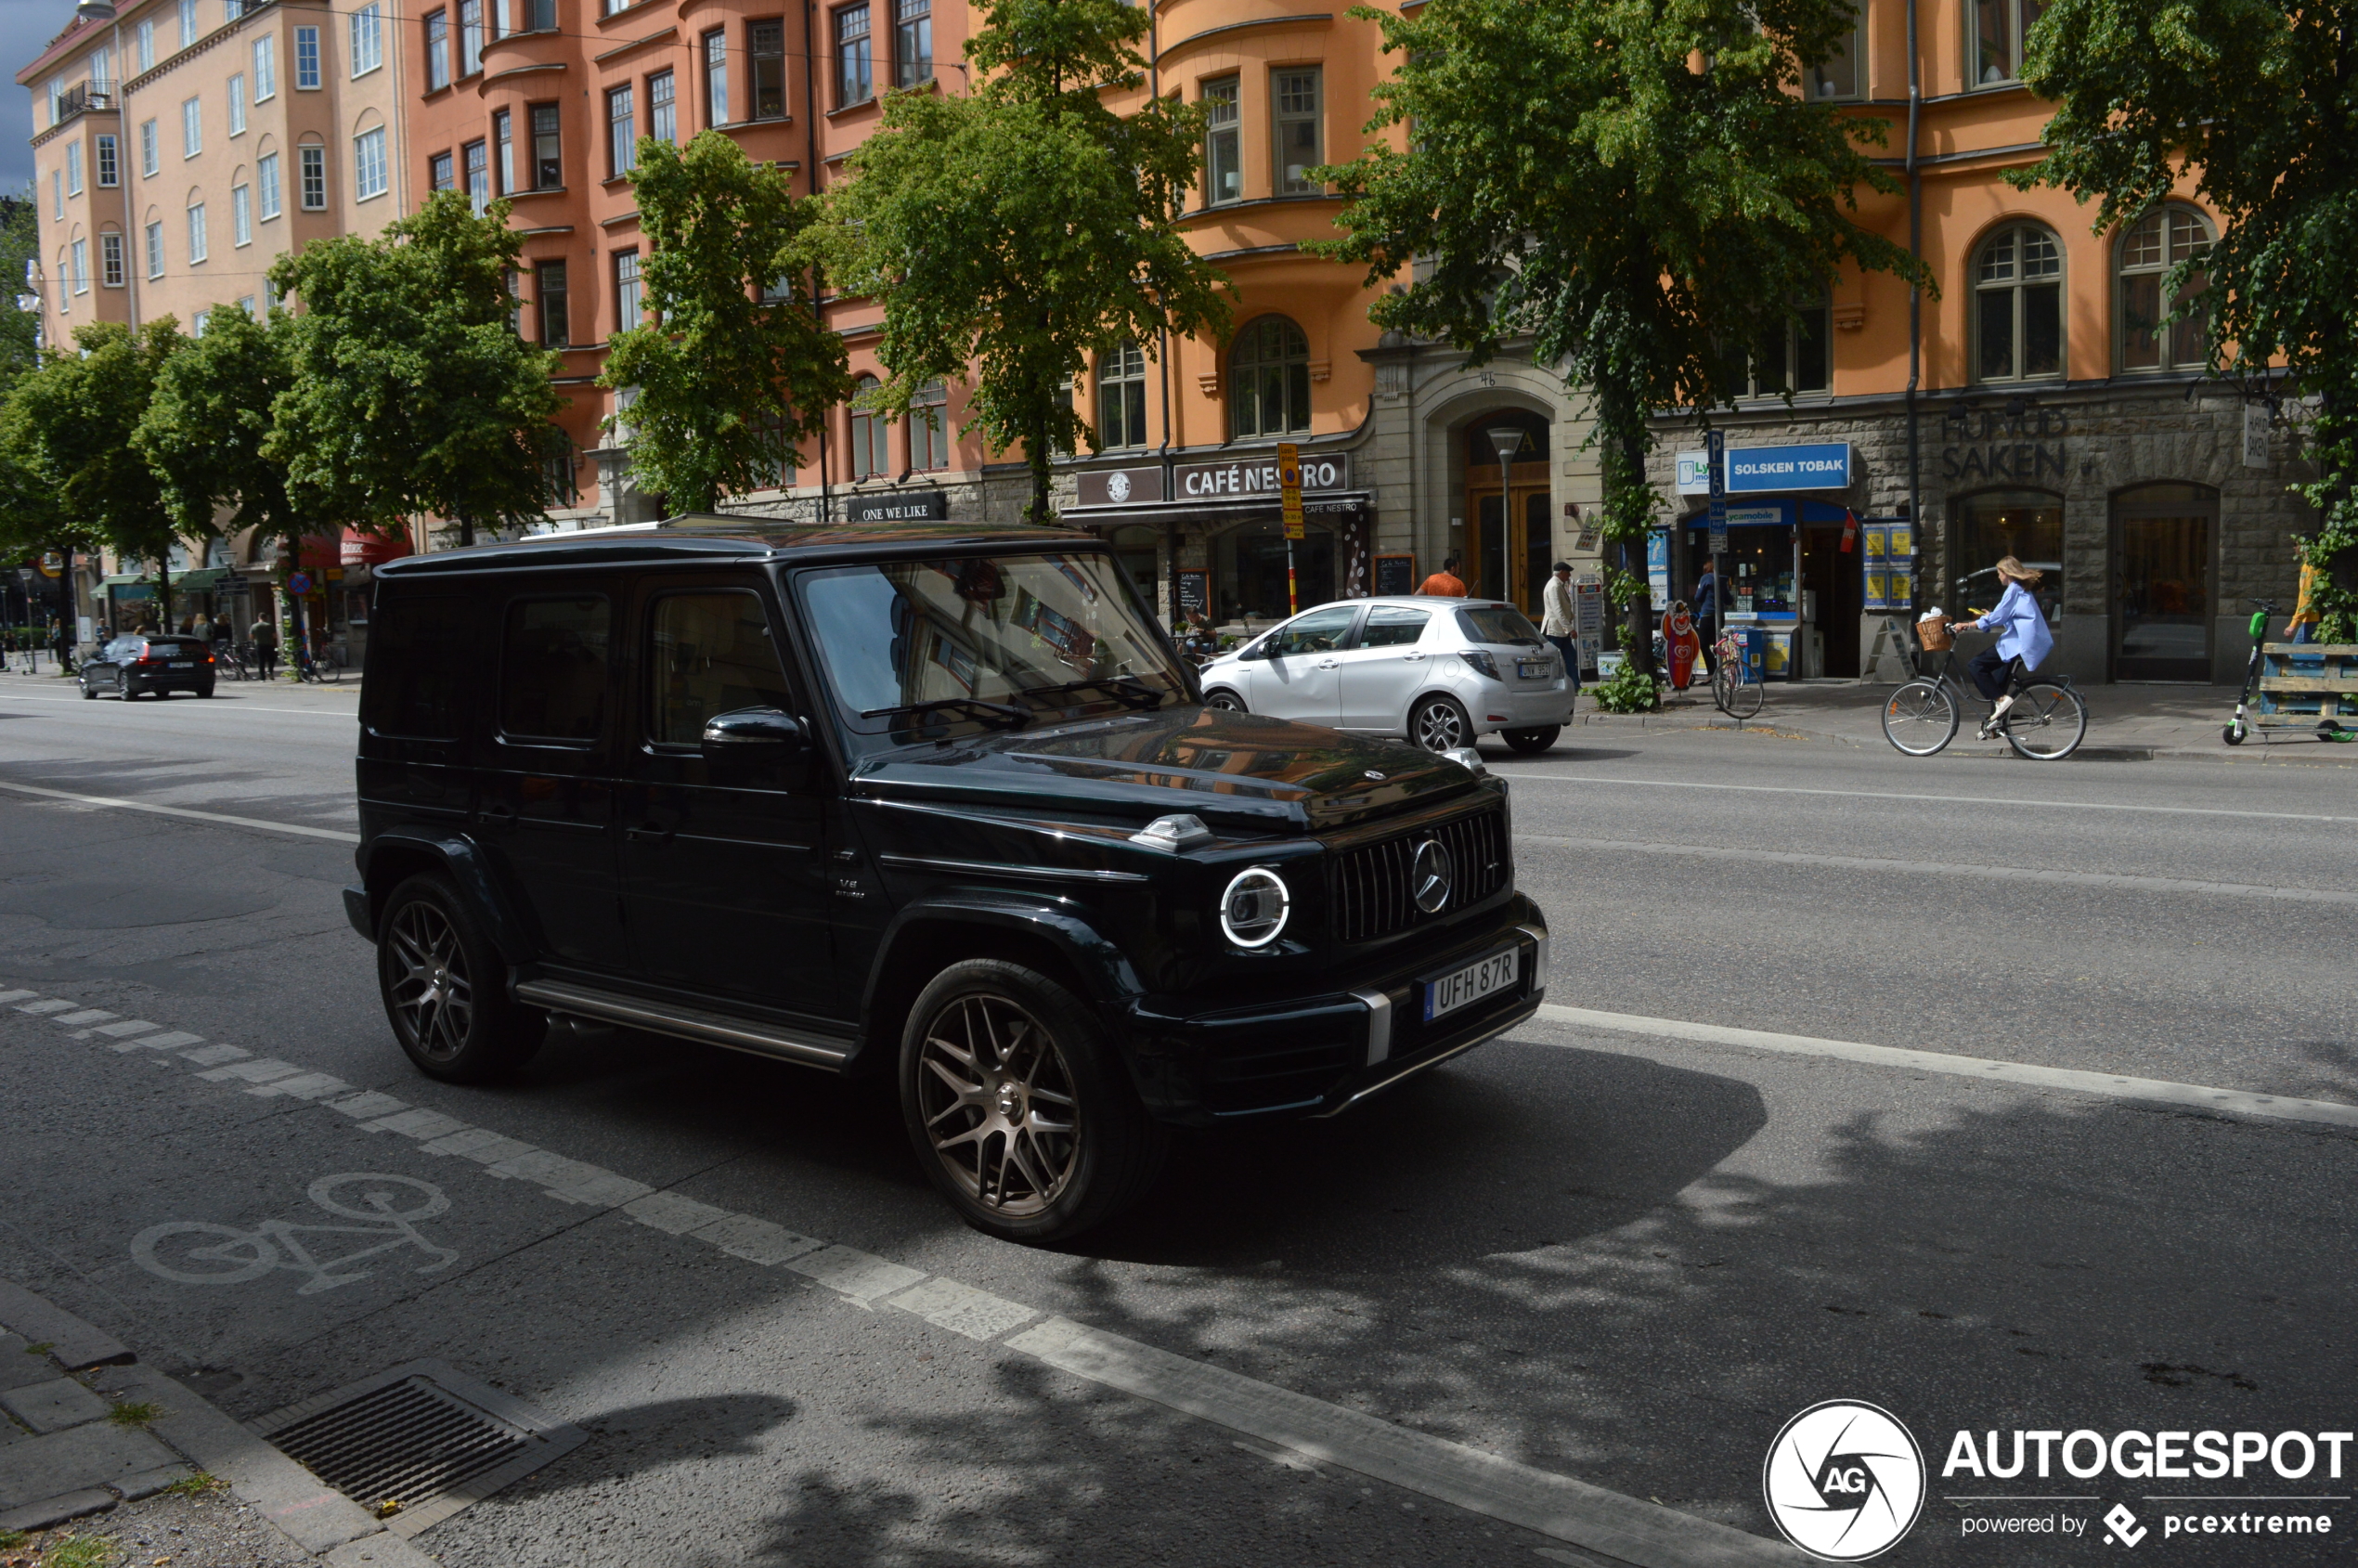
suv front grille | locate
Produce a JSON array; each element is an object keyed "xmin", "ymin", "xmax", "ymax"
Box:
[{"xmin": 1330, "ymin": 805, "xmax": 1509, "ymax": 944}]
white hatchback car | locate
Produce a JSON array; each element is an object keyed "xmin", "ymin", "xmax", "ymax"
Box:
[{"xmin": 1198, "ymin": 597, "xmax": 1575, "ymax": 754}]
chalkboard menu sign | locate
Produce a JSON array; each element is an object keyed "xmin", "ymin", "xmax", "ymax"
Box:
[
  {"xmin": 1174, "ymin": 568, "xmax": 1210, "ymax": 622},
  {"xmin": 1374, "ymin": 553, "xmax": 1417, "ymax": 596}
]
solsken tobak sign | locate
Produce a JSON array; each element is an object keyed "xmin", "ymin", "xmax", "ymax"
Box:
[{"xmin": 1726, "ymin": 443, "xmax": 1852, "ymax": 493}]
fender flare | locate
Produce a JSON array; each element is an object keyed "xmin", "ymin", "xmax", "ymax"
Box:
[{"xmin": 356, "ymin": 830, "xmax": 538, "ymax": 965}]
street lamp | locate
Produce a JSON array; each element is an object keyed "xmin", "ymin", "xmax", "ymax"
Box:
[{"xmin": 1486, "ymin": 427, "xmax": 1526, "ymax": 598}]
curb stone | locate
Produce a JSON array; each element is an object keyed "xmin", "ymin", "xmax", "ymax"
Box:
[{"xmin": 0, "ymin": 1283, "xmax": 438, "ymax": 1566}]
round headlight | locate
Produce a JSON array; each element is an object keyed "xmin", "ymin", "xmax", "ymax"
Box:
[{"xmin": 1219, "ymin": 867, "xmax": 1290, "ymax": 949}]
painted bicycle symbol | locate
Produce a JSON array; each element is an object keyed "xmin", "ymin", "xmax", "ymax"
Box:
[{"xmin": 131, "ymin": 1173, "xmax": 458, "ymax": 1296}]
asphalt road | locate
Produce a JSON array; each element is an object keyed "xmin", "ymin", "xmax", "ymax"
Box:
[{"xmin": 1, "ymin": 672, "xmax": 2352, "ymax": 1567}]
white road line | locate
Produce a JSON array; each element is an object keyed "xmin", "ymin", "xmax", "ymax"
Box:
[
  {"xmin": 1517, "ymin": 835, "xmax": 2358, "ymax": 906},
  {"xmin": 1512, "ymin": 771, "xmax": 2358, "ymax": 824},
  {"xmin": 0, "ymin": 780, "xmax": 359, "ymax": 842},
  {"xmin": 1533, "ymin": 1005, "xmax": 2358, "ymax": 1131},
  {"xmin": 0, "ymin": 691, "xmax": 356, "ymax": 716}
]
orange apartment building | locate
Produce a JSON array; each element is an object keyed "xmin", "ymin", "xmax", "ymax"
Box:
[{"xmin": 1647, "ymin": 0, "xmax": 2309, "ymax": 685}]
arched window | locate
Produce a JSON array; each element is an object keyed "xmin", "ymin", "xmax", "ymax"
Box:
[
  {"xmin": 849, "ymin": 374, "xmax": 889, "ymax": 479},
  {"xmin": 1229, "ymin": 316, "xmax": 1310, "ymax": 440},
  {"xmin": 2118, "ymin": 205, "xmax": 2213, "ymax": 374},
  {"xmin": 1973, "ymin": 224, "xmax": 2063, "ymax": 382}
]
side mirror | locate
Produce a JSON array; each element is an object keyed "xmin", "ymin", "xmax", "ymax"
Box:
[{"xmin": 701, "ymin": 706, "xmax": 807, "ymax": 758}]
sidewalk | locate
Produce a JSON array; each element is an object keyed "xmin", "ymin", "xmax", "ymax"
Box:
[
  {"xmin": 1574, "ymin": 680, "xmax": 2356, "ymax": 763},
  {"xmin": 0, "ymin": 1279, "xmax": 431, "ymax": 1565}
]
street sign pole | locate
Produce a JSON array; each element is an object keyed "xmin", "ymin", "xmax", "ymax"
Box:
[
  {"xmin": 1278, "ymin": 443, "xmax": 1304, "ymax": 616},
  {"xmin": 1705, "ymin": 430, "xmax": 1728, "ymax": 661}
]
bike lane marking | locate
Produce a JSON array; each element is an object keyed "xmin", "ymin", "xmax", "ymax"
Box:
[
  {"xmin": 1, "ymin": 983, "xmax": 1802, "ymax": 1568},
  {"xmin": 1535, "ymin": 1004, "xmax": 2358, "ymax": 1131}
]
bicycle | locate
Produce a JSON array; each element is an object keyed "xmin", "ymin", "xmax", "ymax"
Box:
[
  {"xmin": 1881, "ymin": 614, "xmax": 2087, "ymax": 759},
  {"xmin": 292, "ymin": 641, "xmax": 343, "ymax": 683},
  {"xmin": 217, "ymin": 642, "xmax": 253, "ymax": 680},
  {"xmin": 1711, "ymin": 628, "xmax": 1764, "ymax": 719}
]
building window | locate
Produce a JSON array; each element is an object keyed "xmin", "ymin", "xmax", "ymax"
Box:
[
  {"xmin": 532, "ymin": 103, "xmax": 562, "ymax": 188},
  {"xmin": 430, "ymin": 149, "xmax": 455, "ymax": 190},
  {"xmin": 743, "ymin": 20, "xmax": 782, "ymax": 119},
  {"xmin": 296, "ymin": 25, "xmax": 320, "ymax": 87},
  {"xmin": 496, "ymin": 109, "xmax": 514, "ymax": 192},
  {"xmin": 1974, "ymin": 0, "xmax": 2045, "ymax": 86},
  {"xmin": 1273, "ymin": 69, "xmax": 1322, "ymax": 195},
  {"xmin": 178, "ymin": 0, "xmax": 196, "ymax": 47},
  {"xmin": 896, "ymin": 0, "xmax": 930, "ymax": 87},
  {"xmin": 300, "ymin": 143, "xmax": 327, "ymax": 208},
  {"xmin": 96, "ymin": 134, "xmax": 118, "ymax": 187},
  {"xmin": 92, "ymin": 44, "xmax": 113, "ymax": 94},
  {"xmin": 849, "ymin": 376, "xmax": 888, "ymax": 478},
  {"xmin": 188, "ymin": 201, "xmax": 208, "ymax": 264},
  {"xmin": 648, "ymin": 70, "xmax": 675, "ymax": 144},
  {"xmin": 836, "ymin": 6, "xmax": 872, "ymax": 107},
  {"xmin": 136, "ymin": 19, "xmax": 155, "ymax": 71},
  {"xmin": 1724, "ymin": 299, "xmax": 1833, "ymax": 398},
  {"xmin": 1203, "ymin": 78, "xmax": 1240, "ymax": 205},
  {"xmin": 253, "ymin": 34, "xmax": 275, "ymax": 99},
  {"xmin": 356, "ymin": 126, "xmax": 388, "ymax": 200},
  {"xmin": 145, "ymin": 220, "xmax": 163, "ymax": 278},
  {"xmin": 101, "ymin": 231, "xmax": 123, "ymax": 286},
  {"xmin": 2118, "ymin": 205, "xmax": 2213, "ymax": 374},
  {"xmin": 912, "ymin": 378, "xmax": 949, "ymax": 470},
  {"xmin": 1097, "ymin": 340, "xmax": 1147, "ymax": 448},
  {"xmin": 1229, "ymin": 315, "xmax": 1312, "ymax": 438},
  {"xmin": 233, "ymin": 182, "xmax": 252, "ymax": 243},
  {"xmin": 351, "ymin": 3, "xmax": 382, "ymax": 74},
  {"xmin": 530, "ymin": 0, "xmax": 556, "ymax": 29},
  {"xmin": 704, "ymin": 30, "xmax": 729, "ymax": 125},
  {"xmin": 493, "ymin": 0, "xmax": 509, "ymax": 41},
  {"xmin": 1974, "ymin": 223, "xmax": 2064, "ymax": 382},
  {"xmin": 71, "ymin": 239, "xmax": 88, "ymax": 294},
  {"xmin": 464, "ymin": 138, "xmax": 488, "ymax": 213},
  {"xmin": 228, "ymin": 76, "xmax": 246, "ymax": 135},
  {"xmin": 614, "ymin": 249, "xmax": 640, "ymax": 330},
  {"xmin": 55, "ymin": 249, "xmax": 68, "ymax": 314},
  {"xmin": 182, "ymin": 96, "xmax": 201, "ymax": 157},
  {"xmin": 538, "ymin": 260, "xmax": 569, "ymax": 345},
  {"xmin": 140, "ymin": 119, "xmax": 159, "ymax": 176},
  {"xmin": 66, "ymin": 143, "xmax": 82, "ymax": 197},
  {"xmin": 607, "ymin": 84, "xmax": 635, "ymax": 175},
  {"xmin": 425, "ymin": 10, "xmax": 449, "ymax": 92},
  {"xmin": 49, "ymin": 171, "xmax": 60, "ymax": 222},
  {"xmin": 460, "ymin": 0, "xmax": 484, "ymax": 74},
  {"xmin": 257, "ymin": 152, "xmax": 281, "ymax": 217}
]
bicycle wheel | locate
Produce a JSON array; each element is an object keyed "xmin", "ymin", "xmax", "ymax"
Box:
[
  {"xmin": 1882, "ymin": 680, "xmax": 1960, "ymax": 755},
  {"xmin": 132, "ymin": 1221, "xmax": 279, "ymax": 1285},
  {"xmin": 308, "ymin": 1173, "xmax": 449, "ymax": 1222},
  {"xmin": 1720, "ymin": 671, "xmax": 1764, "ymax": 720},
  {"xmin": 2004, "ymin": 680, "xmax": 2088, "ymax": 760}
]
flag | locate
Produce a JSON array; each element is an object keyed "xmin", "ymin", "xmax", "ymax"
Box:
[{"xmin": 1841, "ymin": 508, "xmax": 1859, "ymax": 553}]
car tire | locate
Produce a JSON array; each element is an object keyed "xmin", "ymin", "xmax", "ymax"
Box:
[
  {"xmin": 116, "ymin": 671, "xmax": 133, "ymax": 700},
  {"xmin": 1204, "ymin": 689, "xmax": 1247, "ymax": 713},
  {"xmin": 198, "ymin": 683, "xmax": 215, "ymax": 698},
  {"xmin": 1500, "ymin": 725, "xmax": 1561, "ymax": 755},
  {"xmin": 900, "ymin": 958, "xmax": 1168, "ymax": 1243},
  {"xmin": 1410, "ymin": 693, "xmax": 1472, "ymax": 754},
  {"xmin": 80, "ymin": 680, "xmax": 96, "ymax": 700},
  {"xmin": 376, "ymin": 874, "xmax": 547, "ymax": 1083}
]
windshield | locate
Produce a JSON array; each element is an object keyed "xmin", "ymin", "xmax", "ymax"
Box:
[
  {"xmin": 1456, "ymin": 605, "xmax": 1544, "ymax": 647},
  {"xmin": 797, "ymin": 552, "xmax": 1190, "ymax": 740}
]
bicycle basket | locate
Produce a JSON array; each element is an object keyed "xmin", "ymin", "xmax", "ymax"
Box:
[{"xmin": 1916, "ymin": 614, "xmax": 1953, "ymax": 653}]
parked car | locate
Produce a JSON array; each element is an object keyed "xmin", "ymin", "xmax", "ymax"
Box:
[
  {"xmin": 348, "ymin": 519, "xmax": 1549, "ymax": 1242},
  {"xmin": 79, "ymin": 632, "xmax": 217, "ymax": 699},
  {"xmin": 1199, "ymin": 597, "xmax": 1574, "ymax": 755}
]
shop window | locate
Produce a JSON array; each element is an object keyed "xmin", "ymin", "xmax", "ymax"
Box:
[
  {"xmin": 1724, "ymin": 300, "xmax": 1832, "ymax": 398},
  {"xmin": 1229, "ymin": 316, "xmax": 1312, "ymax": 440},
  {"xmin": 2112, "ymin": 482, "xmax": 2216, "ymax": 680},
  {"xmin": 2117, "ymin": 205, "xmax": 2212, "ymax": 374},
  {"xmin": 1814, "ymin": 5, "xmax": 1861, "ymax": 98},
  {"xmin": 1215, "ymin": 522, "xmax": 1334, "ymax": 622},
  {"xmin": 752, "ymin": 21, "xmax": 786, "ymax": 119},
  {"xmin": 1203, "ymin": 78, "xmax": 1240, "ymax": 205},
  {"xmin": 1097, "ymin": 340, "xmax": 1147, "ymax": 449},
  {"xmin": 1973, "ymin": 224, "xmax": 2063, "ymax": 383},
  {"xmin": 849, "ymin": 374, "xmax": 888, "ymax": 478},
  {"xmin": 1973, "ymin": 0, "xmax": 2046, "ymax": 85},
  {"xmin": 911, "ymin": 379, "xmax": 950, "ymax": 471},
  {"xmin": 1952, "ymin": 488, "xmax": 2063, "ymax": 627},
  {"xmin": 896, "ymin": 0, "xmax": 931, "ymax": 87},
  {"xmin": 1108, "ymin": 525, "xmax": 1158, "ymax": 614},
  {"xmin": 1273, "ymin": 69, "xmax": 1322, "ymax": 195},
  {"xmin": 836, "ymin": 6, "xmax": 873, "ymax": 107}
]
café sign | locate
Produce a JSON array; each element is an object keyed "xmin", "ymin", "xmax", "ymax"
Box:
[{"xmin": 1072, "ymin": 453, "xmax": 1353, "ymax": 509}]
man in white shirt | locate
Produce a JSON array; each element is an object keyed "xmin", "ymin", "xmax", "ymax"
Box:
[{"xmin": 1541, "ymin": 561, "xmax": 1579, "ymax": 693}]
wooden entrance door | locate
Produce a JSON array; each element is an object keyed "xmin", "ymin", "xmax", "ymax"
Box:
[{"xmin": 1467, "ymin": 465, "xmax": 1551, "ymax": 616}]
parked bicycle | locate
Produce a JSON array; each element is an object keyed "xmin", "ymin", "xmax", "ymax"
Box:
[
  {"xmin": 1711, "ymin": 628, "xmax": 1763, "ymax": 719},
  {"xmin": 1882, "ymin": 607, "xmax": 2087, "ymax": 759},
  {"xmin": 217, "ymin": 642, "xmax": 253, "ymax": 680},
  {"xmin": 292, "ymin": 641, "xmax": 343, "ymax": 684}
]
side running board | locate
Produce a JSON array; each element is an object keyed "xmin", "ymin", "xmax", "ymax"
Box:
[{"xmin": 514, "ymin": 979, "xmax": 851, "ymax": 1070}]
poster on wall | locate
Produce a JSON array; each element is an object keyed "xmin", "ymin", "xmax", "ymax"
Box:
[
  {"xmin": 1574, "ymin": 579, "xmax": 1605, "ymax": 675},
  {"xmin": 1859, "ymin": 523, "xmax": 1915, "ymax": 611},
  {"xmin": 1645, "ymin": 530, "xmax": 1671, "ymax": 608},
  {"xmin": 1374, "ymin": 553, "xmax": 1417, "ymax": 596}
]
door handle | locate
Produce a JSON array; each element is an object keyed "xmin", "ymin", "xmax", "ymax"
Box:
[
  {"xmin": 478, "ymin": 804, "xmax": 517, "ymax": 828},
  {"xmin": 1316, "ymin": 658, "xmax": 1341, "ymax": 670},
  {"xmin": 626, "ymin": 823, "xmax": 674, "ymax": 844},
  {"xmin": 1404, "ymin": 652, "xmax": 1427, "ymax": 661}
]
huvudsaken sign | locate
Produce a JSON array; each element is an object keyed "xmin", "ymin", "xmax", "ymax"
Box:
[
  {"xmin": 1938, "ymin": 405, "xmax": 2070, "ymax": 486},
  {"xmin": 1072, "ymin": 454, "xmax": 1353, "ymax": 510}
]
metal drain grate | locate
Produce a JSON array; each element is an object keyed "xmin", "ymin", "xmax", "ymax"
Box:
[{"xmin": 253, "ymin": 1359, "xmax": 586, "ymax": 1536}]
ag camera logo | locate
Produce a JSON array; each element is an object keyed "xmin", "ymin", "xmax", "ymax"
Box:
[{"xmin": 1764, "ymin": 1400, "xmax": 1927, "ymax": 1561}]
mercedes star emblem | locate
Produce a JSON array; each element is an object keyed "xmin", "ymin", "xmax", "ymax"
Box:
[
  {"xmin": 1364, "ymin": 770, "xmax": 1387, "ymax": 782},
  {"xmin": 1411, "ymin": 838, "xmax": 1454, "ymax": 914}
]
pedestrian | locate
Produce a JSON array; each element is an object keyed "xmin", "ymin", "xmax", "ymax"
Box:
[
  {"xmin": 1693, "ymin": 560, "xmax": 1718, "ymax": 655},
  {"xmin": 209, "ymin": 615, "xmax": 231, "ymax": 654},
  {"xmin": 1541, "ymin": 561, "xmax": 1581, "ymax": 693},
  {"xmin": 1418, "ymin": 551, "xmax": 1469, "ymax": 597},
  {"xmin": 2288, "ymin": 540, "xmax": 2322, "ymax": 644},
  {"xmin": 1953, "ymin": 556, "xmax": 2054, "ymax": 736},
  {"xmin": 251, "ymin": 615, "xmax": 279, "ymax": 680},
  {"xmin": 192, "ymin": 612, "xmax": 211, "ymax": 643}
]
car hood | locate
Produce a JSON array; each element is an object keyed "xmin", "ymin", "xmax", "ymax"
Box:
[{"xmin": 847, "ymin": 706, "xmax": 1482, "ymax": 834}]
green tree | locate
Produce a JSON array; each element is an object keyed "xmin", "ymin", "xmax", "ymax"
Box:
[
  {"xmin": 2016, "ymin": 0, "xmax": 2358, "ymax": 641},
  {"xmin": 270, "ymin": 190, "xmax": 563, "ymax": 547},
  {"xmin": 600, "ymin": 133, "xmax": 850, "ymax": 515},
  {"xmin": 0, "ymin": 191, "xmax": 41, "ymax": 395},
  {"xmin": 136, "ymin": 303, "xmax": 300, "ymax": 558},
  {"xmin": 8, "ymin": 319, "xmax": 188, "ymax": 625},
  {"xmin": 1315, "ymin": 0, "xmax": 1925, "ymax": 685},
  {"xmin": 812, "ymin": 0, "xmax": 1231, "ymax": 525}
]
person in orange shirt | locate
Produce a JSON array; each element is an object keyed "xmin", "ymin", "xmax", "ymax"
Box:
[{"xmin": 1418, "ymin": 552, "xmax": 1469, "ymax": 597}]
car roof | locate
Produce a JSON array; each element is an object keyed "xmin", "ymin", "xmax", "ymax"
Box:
[
  {"xmin": 373, "ymin": 515, "xmax": 1094, "ymax": 579},
  {"xmin": 1288, "ymin": 597, "xmax": 1511, "ymax": 615}
]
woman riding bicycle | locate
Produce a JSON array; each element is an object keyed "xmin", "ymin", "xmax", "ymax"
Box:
[{"xmin": 1956, "ymin": 556, "xmax": 2054, "ymax": 737}]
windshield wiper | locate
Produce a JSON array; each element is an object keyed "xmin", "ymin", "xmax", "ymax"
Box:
[
  {"xmin": 1018, "ymin": 675, "xmax": 1167, "ymax": 712},
  {"xmin": 862, "ymin": 696, "xmax": 1032, "ymax": 731}
]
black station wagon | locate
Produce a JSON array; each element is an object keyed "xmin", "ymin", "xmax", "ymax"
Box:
[{"xmin": 347, "ymin": 519, "xmax": 1548, "ymax": 1240}]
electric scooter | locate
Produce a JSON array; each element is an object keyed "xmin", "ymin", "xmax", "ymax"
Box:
[{"xmin": 2226, "ymin": 598, "xmax": 2355, "ymax": 745}]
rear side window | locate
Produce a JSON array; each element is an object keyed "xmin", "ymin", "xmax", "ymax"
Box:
[
  {"xmin": 499, "ymin": 596, "xmax": 610, "ymax": 742},
  {"xmin": 648, "ymin": 591, "xmax": 795, "ymax": 745},
  {"xmin": 1456, "ymin": 605, "xmax": 1543, "ymax": 646},
  {"xmin": 1359, "ymin": 606, "xmax": 1429, "ymax": 648},
  {"xmin": 363, "ymin": 595, "xmax": 473, "ymax": 739}
]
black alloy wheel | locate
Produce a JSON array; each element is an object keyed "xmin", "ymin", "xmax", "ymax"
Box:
[
  {"xmin": 1410, "ymin": 694, "xmax": 1471, "ymax": 754},
  {"xmin": 1500, "ymin": 725, "xmax": 1561, "ymax": 755},
  {"xmin": 375, "ymin": 875, "xmax": 546, "ymax": 1082},
  {"xmin": 900, "ymin": 959, "xmax": 1167, "ymax": 1243}
]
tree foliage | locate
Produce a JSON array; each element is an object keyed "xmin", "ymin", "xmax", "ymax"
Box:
[
  {"xmin": 2015, "ymin": 0, "xmax": 2358, "ymax": 640},
  {"xmin": 811, "ymin": 0, "xmax": 1231, "ymax": 524},
  {"xmin": 1316, "ymin": 0, "xmax": 1926, "ymax": 660},
  {"xmin": 136, "ymin": 304, "xmax": 299, "ymax": 550},
  {"xmin": 0, "ymin": 193, "xmax": 41, "ymax": 395},
  {"xmin": 600, "ymin": 133, "xmax": 850, "ymax": 515},
  {"xmin": 270, "ymin": 191, "xmax": 563, "ymax": 546}
]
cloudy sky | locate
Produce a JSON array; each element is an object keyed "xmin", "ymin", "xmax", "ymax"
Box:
[{"xmin": 5, "ymin": 0, "xmax": 78, "ymax": 195}]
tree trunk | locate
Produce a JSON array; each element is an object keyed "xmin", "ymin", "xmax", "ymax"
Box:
[
  {"xmin": 156, "ymin": 551, "xmax": 175, "ymax": 630},
  {"xmin": 1027, "ymin": 421, "xmax": 1053, "ymax": 527},
  {"xmin": 458, "ymin": 512, "xmax": 476, "ymax": 549}
]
